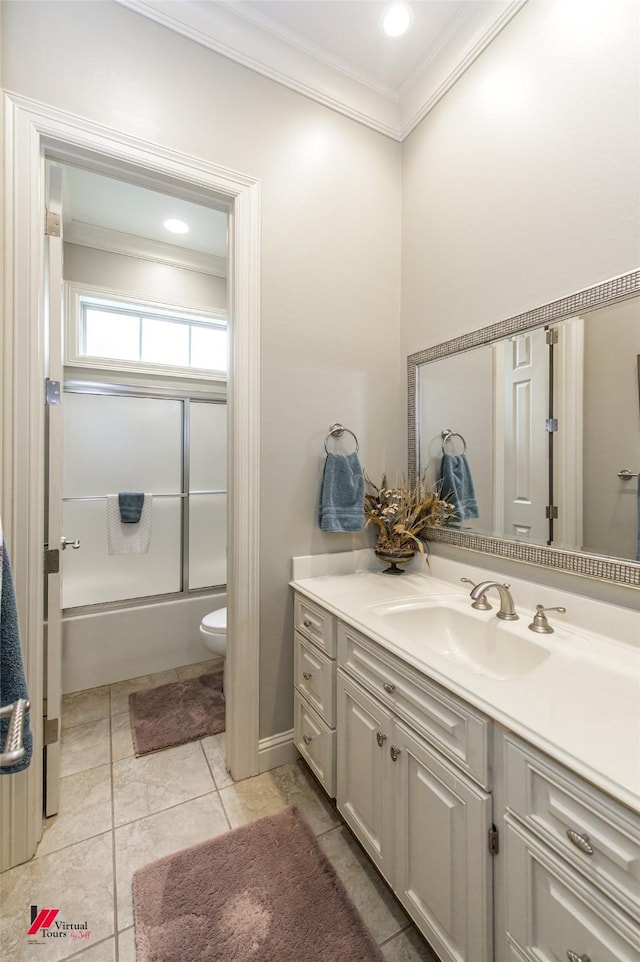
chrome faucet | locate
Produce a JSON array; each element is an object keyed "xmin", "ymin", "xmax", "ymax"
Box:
[{"xmin": 469, "ymin": 581, "xmax": 519, "ymax": 621}]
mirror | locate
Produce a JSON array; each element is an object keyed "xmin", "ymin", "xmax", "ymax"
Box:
[{"xmin": 408, "ymin": 271, "xmax": 640, "ymax": 588}]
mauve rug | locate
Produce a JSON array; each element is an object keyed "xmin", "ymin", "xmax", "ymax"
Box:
[
  {"xmin": 129, "ymin": 671, "xmax": 225, "ymax": 756},
  {"xmin": 132, "ymin": 805, "xmax": 386, "ymax": 962}
]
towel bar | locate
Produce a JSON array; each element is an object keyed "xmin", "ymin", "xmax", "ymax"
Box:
[
  {"xmin": 324, "ymin": 423, "xmax": 359, "ymax": 454},
  {"xmin": 441, "ymin": 429, "xmax": 467, "ymax": 455},
  {"xmin": 0, "ymin": 698, "xmax": 30, "ymax": 767}
]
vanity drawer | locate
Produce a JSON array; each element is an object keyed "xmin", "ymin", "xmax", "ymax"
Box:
[
  {"xmin": 504, "ymin": 734, "xmax": 640, "ymax": 920},
  {"xmin": 294, "ymin": 594, "xmax": 336, "ymax": 658},
  {"xmin": 294, "ymin": 692, "xmax": 336, "ymax": 798},
  {"xmin": 504, "ymin": 817, "xmax": 640, "ymax": 962},
  {"xmin": 337, "ymin": 621, "xmax": 490, "ymax": 788},
  {"xmin": 294, "ymin": 631, "xmax": 336, "ymax": 727}
]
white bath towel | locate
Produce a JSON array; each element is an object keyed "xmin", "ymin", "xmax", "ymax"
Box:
[{"xmin": 106, "ymin": 494, "xmax": 152, "ymax": 554}]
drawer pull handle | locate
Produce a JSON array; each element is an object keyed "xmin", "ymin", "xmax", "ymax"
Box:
[
  {"xmin": 302, "ymin": 672, "xmax": 312, "ymax": 680},
  {"xmin": 303, "ymin": 617, "xmax": 313, "ymax": 628},
  {"xmin": 383, "ymin": 682, "xmax": 396, "ymax": 694},
  {"xmin": 302, "ymin": 734, "xmax": 313, "ymax": 745},
  {"xmin": 376, "ymin": 731, "xmax": 387, "ymax": 747},
  {"xmin": 390, "ymin": 746, "xmax": 401, "ymax": 761},
  {"xmin": 567, "ymin": 952, "xmax": 590, "ymax": 962},
  {"xmin": 566, "ymin": 830, "xmax": 594, "ymax": 855}
]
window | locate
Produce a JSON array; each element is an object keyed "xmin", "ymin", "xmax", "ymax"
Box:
[{"xmin": 66, "ymin": 285, "xmax": 228, "ymax": 377}]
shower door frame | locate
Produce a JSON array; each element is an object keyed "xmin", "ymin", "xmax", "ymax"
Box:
[{"xmin": 1, "ymin": 93, "xmax": 261, "ymax": 869}]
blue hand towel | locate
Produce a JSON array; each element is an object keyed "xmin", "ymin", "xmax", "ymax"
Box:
[
  {"xmin": 118, "ymin": 492, "xmax": 145, "ymax": 524},
  {"xmin": 319, "ymin": 452, "xmax": 365, "ymax": 533},
  {"xmin": 1, "ymin": 531, "xmax": 33, "ymax": 774},
  {"xmin": 439, "ymin": 453, "xmax": 479, "ymax": 522}
]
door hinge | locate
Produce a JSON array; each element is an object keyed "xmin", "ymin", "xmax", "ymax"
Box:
[
  {"xmin": 545, "ymin": 418, "xmax": 558, "ymax": 432},
  {"xmin": 45, "ymin": 210, "xmax": 61, "ymax": 237},
  {"xmin": 44, "ymin": 547, "xmax": 60, "ymax": 575},
  {"xmin": 43, "ymin": 717, "xmax": 59, "ymax": 747},
  {"xmin": 45, "ymin": 378, "xmax": 61, "ymax": 406},
  {"xmin": 545, "ymin": 328, "xmax": 559, "ymax": 345},
  {"xmin": 545, "ymin": 505, "xmax": 559, "ymax": 520},
  {"xmin": 488, "ymin": 827, "xmax": 499, "ymax": 855}
]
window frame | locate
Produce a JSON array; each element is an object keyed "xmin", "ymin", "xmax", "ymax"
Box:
[{"xmin": 65, "ymin": 281, "xmax": 228, "ymax": 382}]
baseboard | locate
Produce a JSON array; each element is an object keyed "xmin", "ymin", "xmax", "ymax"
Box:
[{"xmin": 258, "ymin": 729, "xmax": 299, "ymax": 773}]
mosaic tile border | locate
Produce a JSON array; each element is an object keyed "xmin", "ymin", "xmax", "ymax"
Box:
[{"xmin": 407, "ymin": 270, "xmax": 640, "ymax": 589}]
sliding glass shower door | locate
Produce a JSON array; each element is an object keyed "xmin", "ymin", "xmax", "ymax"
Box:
[{"xmin": 61, "ymin": 388, "xmax": 226, "ymax": 609}]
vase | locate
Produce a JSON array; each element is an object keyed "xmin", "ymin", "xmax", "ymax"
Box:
[{"xmin": 374, "ymin": 545, "xmax": 415, "ymax": 575}]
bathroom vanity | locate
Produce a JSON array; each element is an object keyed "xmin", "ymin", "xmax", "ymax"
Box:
[{"xmin": 291, "ymin": 553, "xmax": 640, "ymax": 962}]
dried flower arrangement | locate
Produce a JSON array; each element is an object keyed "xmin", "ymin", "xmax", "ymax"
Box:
[{"xmin": 364, "ymin": 473, "xmax": 454, "ymax": 558}]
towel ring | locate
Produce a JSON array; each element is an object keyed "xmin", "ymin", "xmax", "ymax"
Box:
[
  {"xmin": 441, "ymin": 429, "xmax": 466, "ymax": 455},
  {"xmin": 324, "ymin": 422, "xmax": 359, "ymax": 454}
]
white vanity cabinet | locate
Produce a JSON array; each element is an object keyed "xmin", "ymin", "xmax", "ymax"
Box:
[
  {"xmin": 500, "ymin": 733, "xmax": 640, "ymax": 962},
  {"xmin": 336, "ymin": 621, "xmax": 494, "ymax": 962},
  {"xmin": 292, "ymin": 593, "xmax": 337, "ymax": 796}
]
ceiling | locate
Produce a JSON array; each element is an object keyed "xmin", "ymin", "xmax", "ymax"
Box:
[
  {"xmin": 117, "ymin": 0, "xmax": 528, "ymax": 140},
  {"xmin": 62, "ymin": 165, "xmax": 229, "ymax": 274}
]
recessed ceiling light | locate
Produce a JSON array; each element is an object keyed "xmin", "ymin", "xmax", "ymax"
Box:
[
  {"xmin": 381, "ymin": 2, "xmax": 413, "ymax": 38},
  {"xmin": 164, "ymin": 218, "xmax": 189, "ymax": 234}
]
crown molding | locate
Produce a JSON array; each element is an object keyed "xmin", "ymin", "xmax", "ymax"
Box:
[
  {"xmin": 117, "ymin": 0, "xmax": 527, "ymax": 142},
  {"xmin": 65, "ymin": 220, "xmax": 228, "ymax": 277},
  {"xmin": 399, "ymin": 0, "xmax": 529, "ymax": 139}
]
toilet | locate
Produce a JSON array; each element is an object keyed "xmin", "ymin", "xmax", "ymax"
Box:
[{"xmin": 200, "ymin": 607, "xmax": 227, "ymax": 691}]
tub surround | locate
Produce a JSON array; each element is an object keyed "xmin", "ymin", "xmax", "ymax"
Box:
[
  {"xmin": 291, "ymin": 549, "xmax": 640, "ymax": 813},
  {"xmin": 62, "ymin": 593, "xmax": 226, "ymax": 693}
]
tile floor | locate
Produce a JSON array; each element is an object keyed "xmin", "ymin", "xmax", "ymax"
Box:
[{"xmin": 1, "ymin": 661, "xmax": 439, "ymax": 962}]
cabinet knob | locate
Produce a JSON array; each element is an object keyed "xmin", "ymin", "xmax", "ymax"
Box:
[
  {"xmin": 376, "ymin": 731, "xmax": 387, "ymax": 747},
  {"xmin": 567, "ymin": 952, "xmax": 590, "ymax": 962},
  {"xmin": 566, "ymin": 829, "xmax": 594, "ymax": 856},
  {"xmin": 302, "ymin": 734, "xmax": 312, "ymax": 745},
  {"xmin": 303, "ymin": 617, "xmax": 312, "ymax": 628},
  {"xmin": 383, "ymin": 682, "xmax": 396, "ymax": 694},
  {"xmin": 302, "ymin": 671, "xmax": 312, "ymax": 680},
  {"xmin": 390, "ymin": 745, "xmax": 401, "ymax": 761}
]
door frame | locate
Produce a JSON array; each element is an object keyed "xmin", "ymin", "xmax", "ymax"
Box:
[{"xmin": 1, "ymin": 92, "xmax": 261, "ymax": 869}]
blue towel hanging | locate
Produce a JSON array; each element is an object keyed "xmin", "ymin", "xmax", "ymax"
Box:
[
  {"xmin": 319, "ymin": 452, "xmax": 365, "ymax": 533},
  {"xmin": 118, "ymin": 492, "xmax": 145, "ymax": 524},
  {"xmin": 439, "ymin": 453, "xmax": 479, "ymax": 522},
  {"xmin": 1, "ymin": 529, "xmax": 33, "ymax": 774}
]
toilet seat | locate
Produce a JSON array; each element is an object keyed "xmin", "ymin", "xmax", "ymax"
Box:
[{"xmin": 201, "ymin": 609, "xmax": 226, "ymax": 635}]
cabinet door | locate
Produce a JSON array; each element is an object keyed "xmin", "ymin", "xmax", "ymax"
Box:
[
  {"xmin": 336, "ymin": 672, "xmax": 393, "ymax": 881},
  {"xmin": 393, "ymin": 720, "xmax": 493, "ymax": 962},
  {"xmin": 504, "ymin": 817, "xmax": 640, "ymax": 962}
]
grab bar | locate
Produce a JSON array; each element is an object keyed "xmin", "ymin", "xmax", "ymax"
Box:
[
  {"xmin": 63, "ymin": 491, "xmax": 226, "ymax": 502},
  {"xmin": 0, "ymin": 698, "xmax": 30, "ymax": 767}
]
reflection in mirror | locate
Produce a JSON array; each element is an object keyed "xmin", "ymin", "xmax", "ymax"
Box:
[{"xmin": 408, "ymin": 271, "xmax": 640, "ymax": 586}]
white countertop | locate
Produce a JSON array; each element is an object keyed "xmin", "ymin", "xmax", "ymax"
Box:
[{"xmin": 291, "ymin": 557, "xmax": 640, "ymax": 814}]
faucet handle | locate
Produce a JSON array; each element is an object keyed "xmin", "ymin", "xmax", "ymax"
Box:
[
  {"xmin": 529, "ymin": 604, "xmax": 567, "ymax": 634},
  {"xmin": 460, "ymin": 578, "xmax": 492, "ymax": 610}
]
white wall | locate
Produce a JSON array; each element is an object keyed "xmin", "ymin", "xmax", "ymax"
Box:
[
  {"xmin": 401, "ymin": 0, "xmax": 639, "ymax": 604},
  {"xmin": 2, "ymin": 0, "xmax": 401, "ymax": 738},
  {"xmin": 63, "ymin": 243, "xmax": 227, "ymax": 311},
  {"xmin": 402, "ymin": 0, "xmax": 639, "ymax": 354}
]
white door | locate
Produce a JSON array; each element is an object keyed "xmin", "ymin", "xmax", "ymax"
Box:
[
  {"xmin": 495, "ymin": 328, "xmax": 550, "ymax": 543},
  {"xmin": 43, "ymin": 162, "xmax": 66, "ymax": 816}
]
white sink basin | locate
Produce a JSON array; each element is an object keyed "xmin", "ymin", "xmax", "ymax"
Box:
[{"xmin": 367, "ymin": 598, "xmax": 551, "ymax": 681}]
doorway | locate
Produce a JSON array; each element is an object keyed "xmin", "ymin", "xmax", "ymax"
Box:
[{"xmin": 1, "ymin": 93, "xmax": 260, "ymax": 870}]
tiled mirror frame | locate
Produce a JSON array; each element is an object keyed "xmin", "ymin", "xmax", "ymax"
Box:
[{"xmin": 408, "ymin": 270, "xmax": 640, "ymax": 589}]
